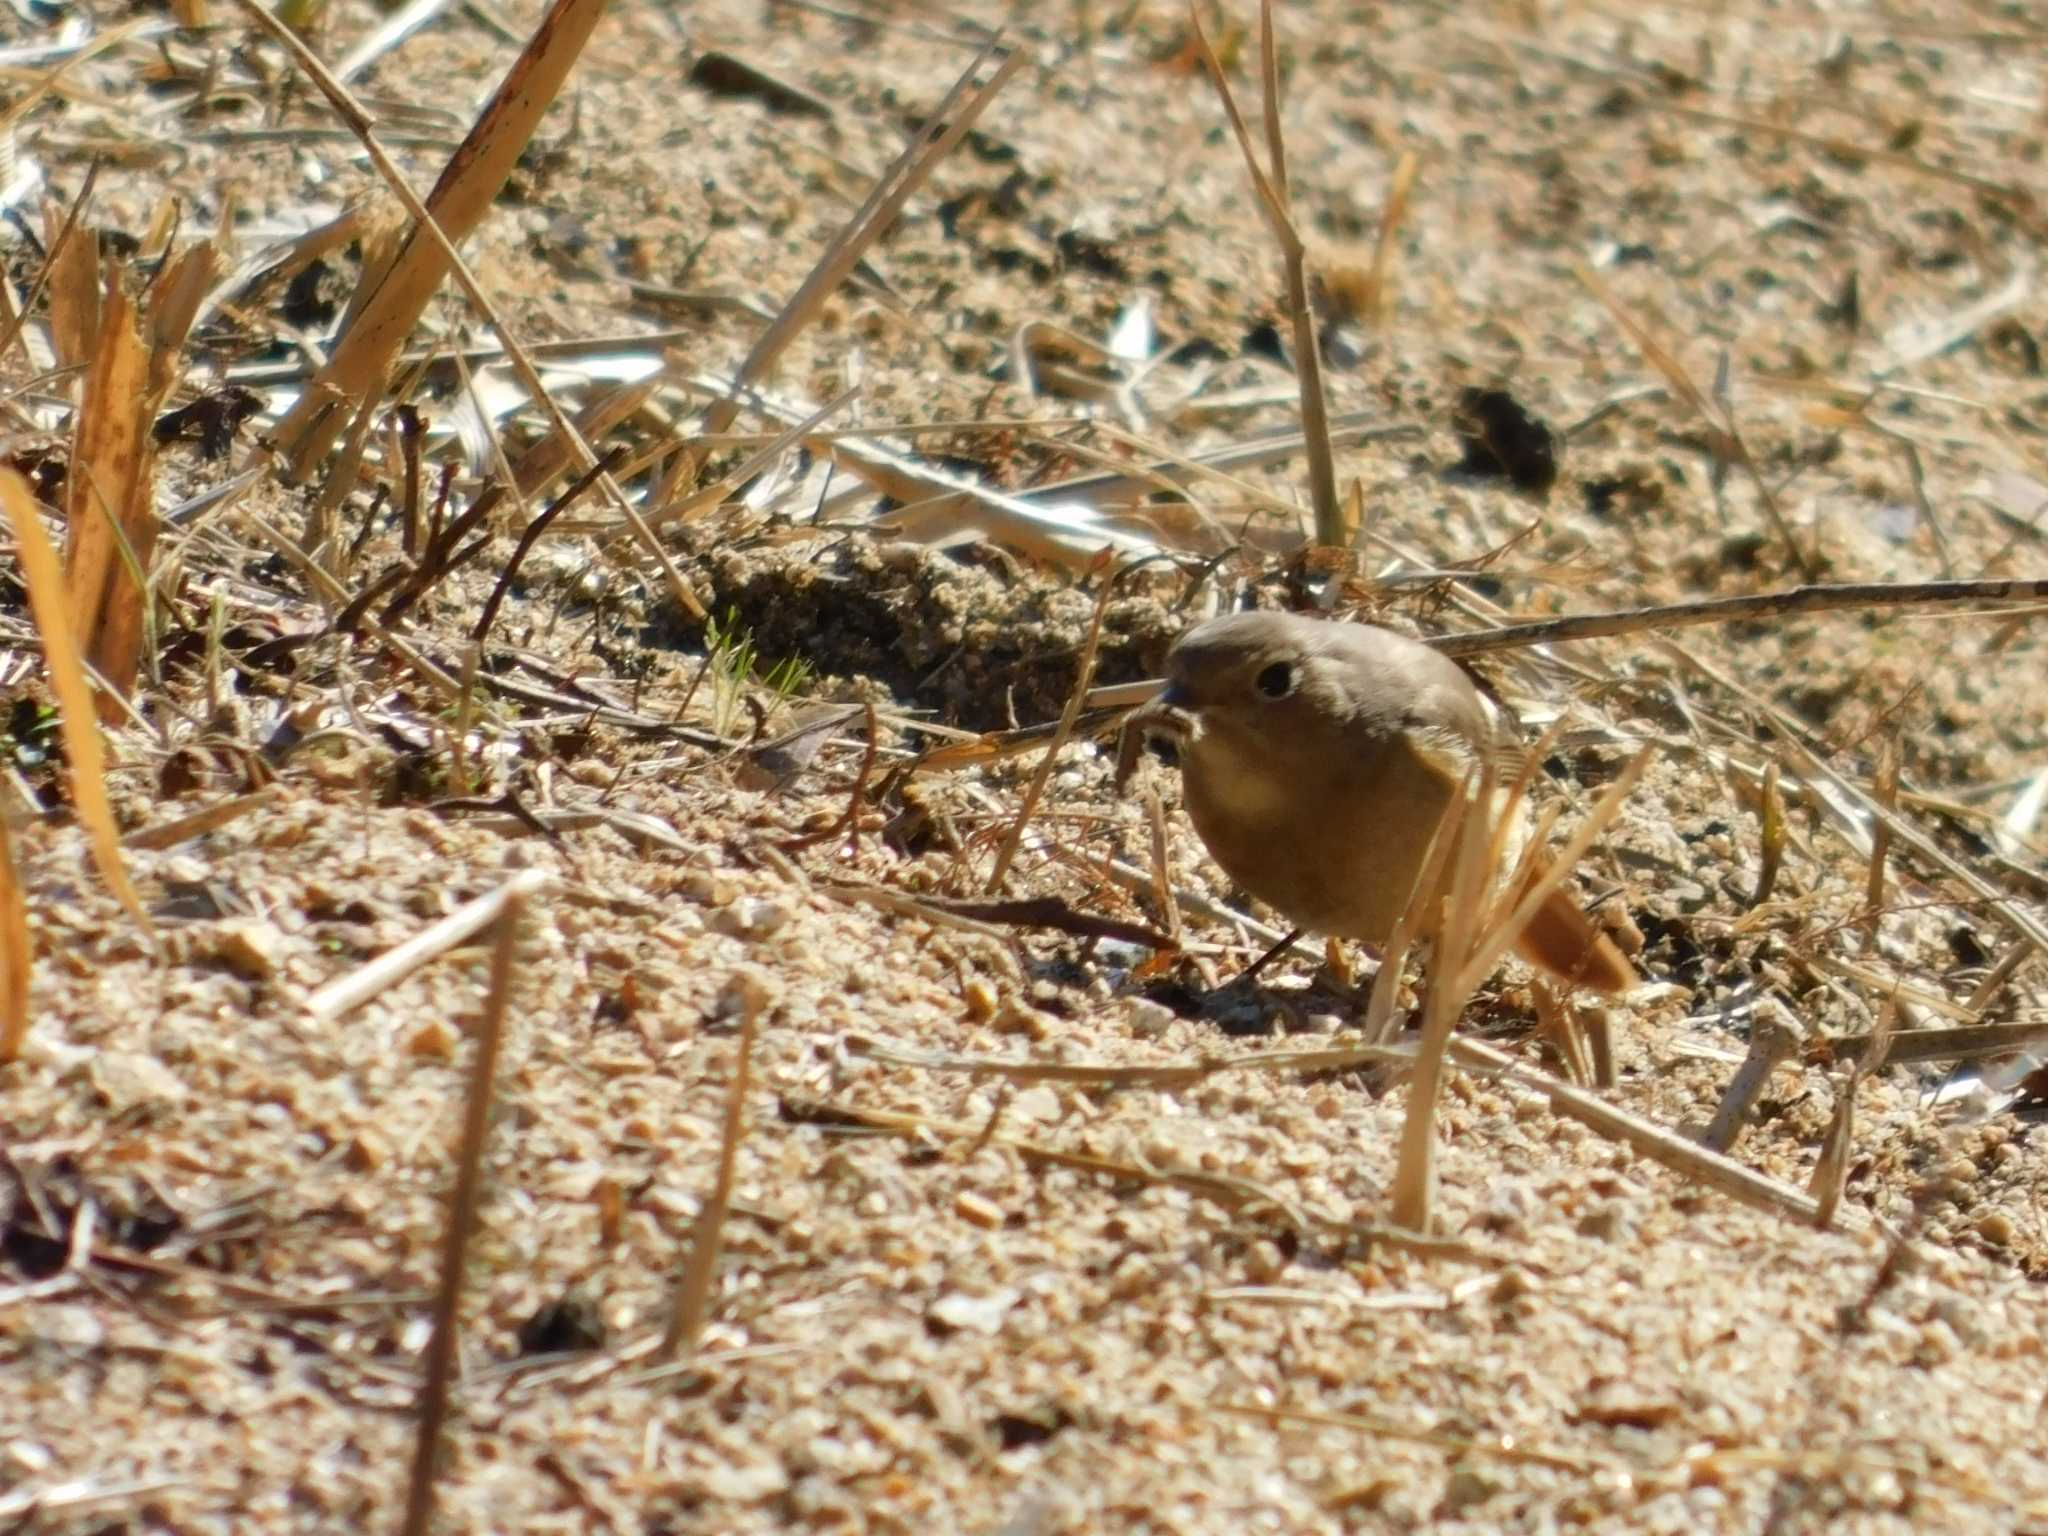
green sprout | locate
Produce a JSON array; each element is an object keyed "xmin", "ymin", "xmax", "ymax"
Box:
[{"xmin": 704, "ymin": 607, "xmax": 812, "ymax": 736}]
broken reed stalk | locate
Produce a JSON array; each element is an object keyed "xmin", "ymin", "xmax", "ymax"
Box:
[
  {"xmin": 399, "ymin": 868, "xmax": 542, "ymax": 1536},
  {"xmin": 1749, "ymin": 759, "xmax": 1786, "ymax": 908},
  {"xmin": 986, "ymin": 550, "xmax": 1121, "ymax": 892},
  {"xmin": 1386, "ymin": 743, "xmax": 1650, "ymax": 1230},
  {"xmin": 1189, "ymin": 0, "xmax": 1343, "ymax": 547},
  {"xmin": 63, "ymin": 266, "xmax": 162, "ymax": 716},
  {"xmin": 661, "ymin": 972, "xmax": 769, "ymax": 1358},
  {"xmin": 844, "ymin": 1022, "xmax": 1849, "ymax": 1231},
  {"xmin": 787, "ymin": 1093, "xmax": 1313, "ymax": 1234},
  {"xmin": 0, "ymin": 470, "xmax": 152, "ymax": 936},
  {"xmin": 1449, "ymin": 1035, "xmax": 1841, "ymax": 1226},
  {"xmin": 257, "ymin": 0, "xmax": 605, "ymax": 476},
  {"xmin": 1810, "ymin": 997, "xmax": 1893, "ymax": 1227},
  {"xmin": 124, "ymin": 788, "xmax": 279, "ymax": 852}
]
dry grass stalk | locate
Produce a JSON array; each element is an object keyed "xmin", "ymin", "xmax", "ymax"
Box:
[
  {"xmin": 986, "ymin": 550, "xmax": 1119, "ymax": 891},
  {"xmin": 1389, "ymin": 775, "xmax": 1488, "ymax": 1230},
  {"xmin": 0, "ymin": 814, "xmax": 29, "ymax": 1062},
  {"xmin": 123, "ymin": 787, "xmax": 281, "ymax": 851},
  {"xmin": 688, "ymin": 41, "xmax": 1024, "ymax": 455},
  {"xmin": 0, "ymin": 469, "xmax": 152, "ymax": 936},
  {"xmin": 1572, "ymin": 256, "xmax": 1819, "ymax": 579},
  {"xmin": 400, "ymin": 867, "xmax": 540, "ymax": 1536},
  {"xmin": 1360, "ymin": 784, "xmax": 1468, "ymax": 1045},
  {"xmin": 844, "ymin": 1027, "xmax": 1419, "ymax": 1092},
  {"xmin": 510, "ymin": 371, "xmax": 667, "ymax": 503},
  {"xmin": 1450, "ymin": 1036, "xmax": 1844, "ymax": 1227},
  {"xmin": 1812, "ymin": 998, "xmax": 1894, "ymax": 1228},
  {"xmin": 1434, "ymin": 572, "xmax": 2048, "ymax": 656},
  {"xmin": 1963, "ymin": 942, "xmax": 2033, "ymax": 1013},
  {"xmin": 1144, "ymin": 783, "xmax": 1184, "ymax": 951},
  {"xmin": 1862, "ymin": 739, "xmax": 1899, "ymax": 947},
  {"xmin": 1188, "ymin": 0, "xmax": 1342, "ymax": 546},
  {"xmin": 264, "ymin": 0, "xmax": 608, "ymax": 476},
  {"xmin": 1448, "ymin": 745, "xmax": 1654, "ymax": 1001},
  {"xmin": 1749, "ymin": 758, "xmax": 1786, "ymax": 908},
  {"xmin": 732, "ymin": 384, "xmax": 1156, "ymax": 570},
  {"xmin": 1529, "ymin": 979, "xmax": 1591, "ymax": 1085},
  {"xmin": 304, "ymin": 869, "xmax": 549, "ymax": 1024},
  {"xmin": 40, "ymin": 185, "xmax": 103, "ymax": 371},
  {"xmin": 786, "ymin": 1094, "xmax": 1315, "ymax": 1235},
  {"xmin": 638, "ymin": 384, "xmax": 857, "ymax": 533},
  {"xmin": 233, "ymin": 0, "xmax": 708, "ymax": 619},
  {"xmin": 661, "ymin": 970, "xmax": 769, "ymax": 1358},
  {"xmin": 1824, "ymin": 1018, "xmax": 2048, "ymax": 1069}
]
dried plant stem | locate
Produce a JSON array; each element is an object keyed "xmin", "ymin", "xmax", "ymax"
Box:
[
  {"xmin": 691, "ymin": 42, "xmax": 1023, "ymax": 452},
  {"xmin": 1361, "ymin": 791, "xmax": 1467, "ymax": 1045},
  {"xmin": 661, "ymin": 973, "xmax": 768, "ymax": 1358},
  {"xmin": 400, "ymin": 868, "xmax": 540, "ymax": 1536},
  {"xmin": 1189, "ymin": 0, "xmax": 1342, "ymax": 545},
  {"xmin": 1449, "ymin": 1037, "xmax": 1843, "ymax": 1227},
  {"xmin": 230, "ymin": 0, "xmax": 707, "ymax": 620},
  {"xmin": 306, "ymin": 870, "xmax": 547, "ymax": 1024},
  {"xmin": 986, "ymin": 552, "xmax": 1120, "ymax": 891},
  {"xmin": 1432, "ymin": 578, "xmax": 2048, "ymax": 660},
  {"xmin": 1389, "ymin": 782, "xmax": 1485, "ymax": 1231},
  {"xmin": 788, "ymin": 1094, "xmax": 1311, "ymax": 1232},
  {"xmin": 1447, "ymin": 746, "xmax": 1654, "ymax": 1002},
  {"xmin": 1700, "ymin": 1002, "xmax": 1806, "ymax": 1153},
  {"xmin": 1862, "ymin": 741, "xmax": 1899, "ymax": 946},
  {"xmin": 124, "ymin": 788, "xmax": 281, "ymax": 851},
  {"xmin": 1364, "ymin": 150, "xmax": 1420, "ymax": 325},
  {"xmin": 0, "ymin": 816, "xmax": 28, "ymax": 1061},
  {"xmin": 0, "ymin": 470, "xmax": 152, "ymax": 936},
  {"xmin": 1573, "ymin": 257, "xmax": 1818, "ymax": 578},
  {"xmin": 0, "ymin": 161, "xmax": 97, "ymax": 376}
]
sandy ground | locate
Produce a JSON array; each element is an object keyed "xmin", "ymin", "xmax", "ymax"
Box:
[{"xmin": 3, "ymin": 0, "xmax": 2047, "ymax": 1531}]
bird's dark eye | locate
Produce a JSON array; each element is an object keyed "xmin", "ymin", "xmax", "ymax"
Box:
[{"xmin": 1255, "ymin": 661, "xmax": 1295, "ymax": 699}]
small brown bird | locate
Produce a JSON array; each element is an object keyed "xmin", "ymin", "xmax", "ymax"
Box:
[{"xmin": 1125, "ymin": 610, "xmax": 1634, "ymax": 993}]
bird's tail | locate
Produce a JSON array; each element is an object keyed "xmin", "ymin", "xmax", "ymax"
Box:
[{"xmin": 1505, "ymin": 858, "xmax": 1637, "ymax": 995}]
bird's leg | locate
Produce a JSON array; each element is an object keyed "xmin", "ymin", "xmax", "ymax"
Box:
[
  {"xmin": 1323, "ymin": 936, "xmax": 1355, "ymax": 989},
  {"xmin": 1233, "ymin": 927, "xmax": 1305, "ymax": 987}
]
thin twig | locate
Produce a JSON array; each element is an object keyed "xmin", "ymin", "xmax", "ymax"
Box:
[
  {"xmin": 306, "ymin": 872, "xmax": 546, "ymax": 1023},
  {"xmin": 662, "ymin": 971, "xmax": 769, "ymax": 1357},
  {"xmin": 400, "ymin": 867, "xmax": 543, "ymax": 1536},
  {"xmin": 1431, "ymin": 579, "xmax": 2048, "ymax": 659},
  {"xmin": 986, "ymin": 551, "xmax": 1121, "ymax": 890}
]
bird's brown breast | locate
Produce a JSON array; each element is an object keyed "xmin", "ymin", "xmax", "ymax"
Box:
[{"xmin": 1180, "ymin": 722, "xmax": 1465, "ymax": 944}]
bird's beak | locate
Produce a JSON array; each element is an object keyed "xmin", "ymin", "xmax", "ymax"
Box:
[{"xmin": 1115, "ymin": 685, "xmax": 1196, "ymax": 790}]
